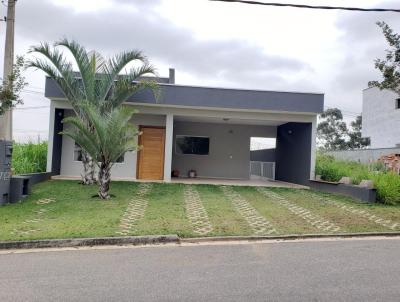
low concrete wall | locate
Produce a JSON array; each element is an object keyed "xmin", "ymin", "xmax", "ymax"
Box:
[
  {"xmin": 326, "ymin": 148, "xmax": 400, "ymax": 164},
  {"xmin": 309, "ymin": 180, "xmax": 377, "ymax": 203},
  {"xmin": 20, "ymin": 172, "xmax": 53, "ymax": 185},
  {"xmin": 9, "ymin": 172, "xmax": 53, "ymax": 204}
]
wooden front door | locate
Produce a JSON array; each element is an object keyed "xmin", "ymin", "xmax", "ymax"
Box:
[{"xmin": 137, "ymin": 127, "xmax": 166, "ymax": 180}]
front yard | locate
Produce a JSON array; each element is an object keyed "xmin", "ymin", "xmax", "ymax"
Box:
[{"xmin": 0, "ymin": 180, "xmax": 399, "ymax": 241}]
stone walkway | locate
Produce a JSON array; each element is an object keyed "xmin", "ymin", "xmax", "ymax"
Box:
[
  {"xmin": 11, "ymin": 198, "xmax": 56, "ymax": 236},
  {"xmin": 115, "ymin": 183, "xmax": 152, "ymax": 236},
  {"xmin": 221, "ymin": 186, "xmax": 276, "ymax": 235},
  {"xmin": 258, "ymin": 188, "xmax": 341, "ymax": 233},
  {"xmin": 308, "ymin": 192, "xmax": 400, "ymax": 231},
  {"xmin": 183, "ymin": 185, "xmax": 213, "ymax": 236}
]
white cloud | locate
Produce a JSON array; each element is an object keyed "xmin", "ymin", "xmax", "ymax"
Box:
[{"xmin": 3, "ymin": 0, "xmax": 399, "ymax": 141}]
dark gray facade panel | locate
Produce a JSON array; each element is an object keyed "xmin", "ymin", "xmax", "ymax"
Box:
[
  {"xmin": 275, "ymin": 122, "xmax": 312, "ymax": 185},
  {"xmin": 52, "ymin": 108, "xmax": 64, "ymax": 174},
  {"xmin": 0, "ymin": 140, "xmax": 12, "ymax": 205},
  {"xmin": 45, "ymin": 77, "xmax": 324, "ymax": 113},
  {"xmin": 250, "ymin": 149, "xmax": 276, "ymax": 162}
]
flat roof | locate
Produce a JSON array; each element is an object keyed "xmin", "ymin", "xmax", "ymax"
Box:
[{"xmin": 45, "ymin": 77, "xmax": 324, "ymax": 114}]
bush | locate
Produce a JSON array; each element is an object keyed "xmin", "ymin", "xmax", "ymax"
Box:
[
  {"xmin": 316, "ymin": 153, "xmax": 400, "ymax": 205},
  {"xmin": 371, "ymin": 173, "xmax": 400, "ymax": 205},
  {"xmin": 11, "ymin": 141, "xmax": 48, "ymax": 174}
]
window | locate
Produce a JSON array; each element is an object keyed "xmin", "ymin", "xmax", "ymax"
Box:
[
  {"xmin": 175, "ymin": 136, "xmax": 209, "ymax": 155},
  {"xmin": 73, "ymin": 143, "xmax": 83, "ymax": 161},
  {"xmin": 73, "ymin": 143, "xmax": 124, "ymax": 163},
  {"xmin": 396, "ymin": 98, "xmax": 400, "ymax": 109}
]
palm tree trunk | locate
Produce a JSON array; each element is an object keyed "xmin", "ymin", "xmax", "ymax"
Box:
[
  {"xmin": 81, "ymin": 151, "xmax": 96, "ymax": 185},
  {"xmin": 88, "ymin": 154, "xmax": 97, "ymax": 184},
  {"xmin": 98, "ymin": 161, "xmax": 111, "ymax": 199}
]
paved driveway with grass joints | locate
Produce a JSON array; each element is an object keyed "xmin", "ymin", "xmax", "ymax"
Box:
[
  {"xmin": 0, "ymin": 180, "xmax": 399, "ymax": 241},
  {"xmin": 221, "ymin": 186, "xmax": 277, "ymax": 235},
  {"xmin": 116, "ymin": 183, "xmax": 152, "ymax": 236},
  {"xmin": 183, "ymin": 185, "xmax": 213, "ymax": 236}
]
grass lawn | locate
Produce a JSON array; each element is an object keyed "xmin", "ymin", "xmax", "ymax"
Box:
[{"xmin": 0, "ymin": 180, "xmax": 399, "ymax": 241}]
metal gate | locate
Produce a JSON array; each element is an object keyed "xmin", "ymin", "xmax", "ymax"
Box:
[{"xmin": 250, "ymin": 161, "xmax": 275, "ymax": 180}]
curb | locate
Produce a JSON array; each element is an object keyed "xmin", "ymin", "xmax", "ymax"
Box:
[
  {"xmin": 0, "ymin": 235, "xmax": 179, "ymax": 250},
  {"xmin": 180, "ymin": 232, "xmax": 400, "ymax": 243},
  {"xmin": 1, "ymin": 232, "xmax": 400, "ymax": 250}
]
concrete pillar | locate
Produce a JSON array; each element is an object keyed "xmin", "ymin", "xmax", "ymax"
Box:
[
  {"xmin": 46, "ymin": 102, "xmax": 55, "ymax": 172},
  {"xmin": 310, "ymin": 116, "xmax": 317, "ymax": 180},
  {"xmin": 164, "ymin": 114, "xmax": 174, "ymax": 181}
]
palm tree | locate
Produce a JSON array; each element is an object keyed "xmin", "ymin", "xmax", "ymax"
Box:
[
  {"xmin": 27, "ymin": 39, "xmax": 156, "ymax": 184},
  {"xmin": 62, "ymin": 102, "xmax": 139, "ymax": 199}
]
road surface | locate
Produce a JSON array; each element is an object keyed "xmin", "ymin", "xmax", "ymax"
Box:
[{"xmin": 0, "ymin": 238, "xmax": 399, "ymax": 301}]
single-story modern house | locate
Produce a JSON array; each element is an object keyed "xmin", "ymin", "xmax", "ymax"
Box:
[{"xmin": 45, "ymin": 69, "xmax": 323, "ymax": 186}]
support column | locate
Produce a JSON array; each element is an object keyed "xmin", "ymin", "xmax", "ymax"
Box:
[
  {"xmin": 46, "ymin": 102, "xmax": 55, "ymax": 172},
  {"xmin": 310, "ymin": 116, "xmax": 317, "ymax": 180},
  {"xmin": 47, "ymin": 104, "xmax": 64, "ymax": 175},
  {"xmin": 163, "ymin": 114, "xmax": 174, "ymax": 181}
]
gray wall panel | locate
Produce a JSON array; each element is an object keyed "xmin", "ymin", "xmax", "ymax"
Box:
[
  {"xmin": 45, "ymin": 77, "xmax": 324, "ymax": 114},
  {"xmin": 250, "ymin": 149, "xmax": 276, "ymax": 162},
  {"xmin": 172, "ymin": 121, "xmax": 276, "ymax": 179},
  {"xmin": 275, "ymin": 122, "xmax": 312, "ymax": 185}
]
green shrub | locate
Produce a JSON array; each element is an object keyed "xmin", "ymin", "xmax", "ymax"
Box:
[
  {"xmin": 371, "ymin": 172, "xmax": 400, "ymax": 205},
  {"xmin": 316, "ymin": 153, "xmax": 400, "ymax": 205},
  {"xmin": 11, "ymin": 141, "xmax": 48, "ymax": 174}
]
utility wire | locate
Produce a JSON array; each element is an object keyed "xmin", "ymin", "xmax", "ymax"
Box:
[{"xmin": 209, "ymin": 0, "xmax": 400, "ymax": 13}]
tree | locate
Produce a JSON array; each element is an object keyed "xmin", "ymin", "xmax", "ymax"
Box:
[
  {"xmin": 317, "ymin": 108, "xmax": 349, "ymax": 150},
  {"xmin": 347, "ymin": 115, "xmax": 370, "ymax": 149},
  {"xmin": 62, "ymin": 102, "xmax": 139, "ymax": 199},
  {"xmin": 368, "ymin": 22, "xmax": 400, "ymax": 94},
  {"xmin": 27, "ymin": 39, "xmax": 156, "ymax": 185},
  {"xmin": 0, "ymin": 56, "xmax": 27, "ymax": 116}
]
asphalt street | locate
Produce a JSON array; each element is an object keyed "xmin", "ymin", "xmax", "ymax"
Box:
[{"xmin": 0, "ymin": 238, "xmax": 399, "ymax": 301}]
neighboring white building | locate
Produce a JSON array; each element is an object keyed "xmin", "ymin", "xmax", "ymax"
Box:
[{"xmin": 362, "ymin": 87, "xmax": 400, "ymax": 148}]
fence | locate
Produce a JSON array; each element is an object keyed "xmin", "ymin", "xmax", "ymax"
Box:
[{"xmin": 250, "ymin": 161, "xmax": 275, "ymax": 180}]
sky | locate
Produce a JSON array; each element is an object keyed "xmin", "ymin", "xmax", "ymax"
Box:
[{"xmin": 0, "ymin": 0, "xmax": 400, "ymax": 143}]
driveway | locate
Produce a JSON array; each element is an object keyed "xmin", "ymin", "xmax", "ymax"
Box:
[{"xmin": 0, "ymin": 238, "xmax": 399, "ymax": 301}]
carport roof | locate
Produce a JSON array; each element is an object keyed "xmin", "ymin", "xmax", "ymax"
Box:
[{"xmin": 45, "ymin": 77, "xmax": 324, "ymax": 114}]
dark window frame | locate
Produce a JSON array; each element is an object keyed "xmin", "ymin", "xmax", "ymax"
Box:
[{"xmin": 175, "ymin": 135, "xmax": 210, "ymax": 156}]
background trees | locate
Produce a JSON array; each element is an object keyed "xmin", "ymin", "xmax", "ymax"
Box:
[
  {"xmin": 0, "ymin": 56, "xmax": 27, "ymax": 116},
  {"xmin": 347, "ymin": 116, "xmax": 371, "ymax": 149},
  {"xmin": 368, "ymin": 21, "xmax": 400, "ymax": 94},
  {"xmin": 317, "ymin": 108, "xmax": 370, "ymax": 151}
]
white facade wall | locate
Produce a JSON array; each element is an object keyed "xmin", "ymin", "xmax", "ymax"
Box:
[
  {"xmin": 362, "ymin": 87, "xmax": 400, "ymax": 148},
  {"xmin": 60, "ymin": 110, "xmax": 166, "ymax": 179},
  {"xmin": 172, "ymin": 121, "xmax": 276, "ymax": 179}
]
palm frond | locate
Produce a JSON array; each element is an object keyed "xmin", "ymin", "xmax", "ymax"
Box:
[
  {"xmin": 27, "ymin": 43, "xmax": 83, "ymax": 104},
  {"xmin": 97, "ymin": 50, "xmax": 154, "ymax": 101},
  {"xmin": 55, "ymin": 39, "xmax": 97, "ymax": 103}
]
